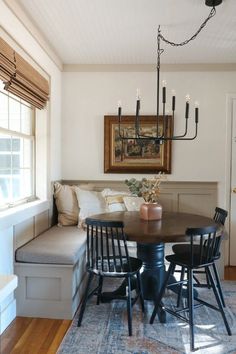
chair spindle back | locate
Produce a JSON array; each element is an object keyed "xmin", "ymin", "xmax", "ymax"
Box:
[
  {"xmin": 213, "ymin": 207, "xmax": 228, "ymax": 226},
  {"xmin": 85, "ymin": 218, "xmax": 131, "ymax": 273},
  {"xmin": 186, "ymin": 225, "xmax": 222, "ymax": 267}
]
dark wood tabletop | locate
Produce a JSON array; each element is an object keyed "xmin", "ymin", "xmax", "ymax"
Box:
[{"xmin": 89, "ymin": 211, "xmax": 220, "ymax": 244}]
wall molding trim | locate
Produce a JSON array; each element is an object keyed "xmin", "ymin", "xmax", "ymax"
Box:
[
  {"xmin": 63, "ymin": 63, "xmax": 236, "ymax": 73},
  {"xmin": 62, "ymin": 180, "xmax": 218, "ymax": 217},
  {"xmin": 3, "ymin": 0, "xmax": 63, "ymax": 71}
]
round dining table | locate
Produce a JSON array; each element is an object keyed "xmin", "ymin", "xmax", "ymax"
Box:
[{"xmin": 89, "ymin": 210, "xmax": 220, "ymax": 321}]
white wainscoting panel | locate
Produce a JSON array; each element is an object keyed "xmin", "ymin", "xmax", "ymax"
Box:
[{"xmin": 14, "ymin": 217, "xmax": 34, "ymax": 251}]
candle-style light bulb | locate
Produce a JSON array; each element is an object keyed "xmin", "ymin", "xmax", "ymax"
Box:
[
  {"xmin": 136, "ymin": 88, "xmax": 141, "ymax": 100},
  {"xmin": 185, "ymin": 94, "xmax": 190, "ymax": 102},
  {"xmin": 162, "ymin": 80, "xmax": 167, "ymax": 87}
]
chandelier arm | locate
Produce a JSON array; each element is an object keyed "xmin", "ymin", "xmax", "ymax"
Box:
[
  {"xmin": 159, "ymin": 7, "xmax": 216, "ymax": 48},
  {"xmin": 118, "ymin": 110, "xmax": 124, "ymax": 139},
  {"xmin": 118, "ymin": 118, "xmax": 197, "ymax": 141},
  {"xmin": 159, "ymin": 103, "xmax": 166, "ymax": 139},
  {"xmin": 156, "ymin": 66, "xmax": 160, "ymax": 137},
  {"xmin": 163, "ymin": 115, "xmax": 170, "ymax": 139},
  {"xmin": 116, "ymin": 127, "xmax": 197, "ymax": 141},
  {"xmin": 136, "ymin": 133, "xmax": 158, "ymax": 139},
  {"xmin": 172, "ymin": 118, "xmax": 189, "ymax": 138},
  {"xmin": 118, "ymin": 130, "xmax": 125, "ymax": 139},
  {"xmin": 136, "ymin": 120, "xmax": 198, "ymax": 141},
  {"xmin": 156, "ymin": 27, "xmax": 163, "ymax": 140},
  {"xmin": 168, "ymin": 123, "xmax": 198, "ymax": 140},
  {"xmin": 135, "ymin": 100, "xmax": 140, "ymax": 138},
  {"xmin": 174, "ymin": 124, "xmax": 198, "ymax": 140}
]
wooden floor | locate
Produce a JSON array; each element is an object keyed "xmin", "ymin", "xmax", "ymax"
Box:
[
  {"xmin": 224, "ymin": 266, "xmax": 236, "ymax": 280},
  {"xmin": 1, "ymin": 267, "xmax": 236, "ymax": 354},
  {"xmin": 0, "ymin": 317, "xmax": 71, "ymax": 354}
]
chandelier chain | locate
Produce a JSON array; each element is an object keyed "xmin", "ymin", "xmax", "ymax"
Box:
[{"xmin": 159, "ymin": 7, "xmax": 216, "ymax": 47}]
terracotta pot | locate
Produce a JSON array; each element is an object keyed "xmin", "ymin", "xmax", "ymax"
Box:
[{"xmin": 140, "ymin": 202, "xmax": 162, "ymax": 221}]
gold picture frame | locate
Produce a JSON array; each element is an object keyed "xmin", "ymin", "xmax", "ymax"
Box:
[{"xmin": 104, "ymin": 115, "xmax": 172, "ymax": 173}]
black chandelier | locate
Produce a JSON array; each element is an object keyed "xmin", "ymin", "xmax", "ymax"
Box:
[{"xmin": 117, "ymin": 0, "xmax": 222, "ymax": 144}]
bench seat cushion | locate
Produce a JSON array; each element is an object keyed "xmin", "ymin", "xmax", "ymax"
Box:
[{"xmin": 15, "ymin": 226, "xmax": 86, "ymax": 265}]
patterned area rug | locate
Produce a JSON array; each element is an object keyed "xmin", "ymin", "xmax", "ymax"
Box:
[{"xmin": 58, "ymin": 280, "xmax": 236, "ymax": 354}]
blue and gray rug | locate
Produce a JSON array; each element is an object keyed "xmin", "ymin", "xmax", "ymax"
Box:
[{"xmin": 58, "ymin": 280, "xmax": 236, "ymax": 354}]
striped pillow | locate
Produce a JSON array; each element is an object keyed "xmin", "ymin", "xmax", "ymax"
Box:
[{"xmin": 102, "ymin": 188, "xmax": 129, "ymax": 212}]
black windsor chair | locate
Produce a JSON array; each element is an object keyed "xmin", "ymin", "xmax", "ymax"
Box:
[
  {"xmin": 77, "ymin": 218, "xmax": 144, "ymax": 336},
  {"xmin": 150, "ymin": 225, "xmax": 232, "ymax": 352},
  {"xmin": 172, "ymin": 207, "xmax": 228, "ymax": 307}
]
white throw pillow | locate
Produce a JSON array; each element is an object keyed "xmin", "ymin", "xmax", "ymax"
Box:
[
  {"xmin": 102, "ymin": 188, "xmax": 129, "ymax": 212},
  {"xmin": 123, "ymin": 196, "xmax": 145, "ymax": 211},
  {"xmin": 76, "ymin": 187, "xmax": 107, "ymax": 228}
]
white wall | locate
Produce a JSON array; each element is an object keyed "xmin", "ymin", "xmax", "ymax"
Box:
[{"xmin": 62, "ymin": 70, "xmax": 236, "ymax": 207}]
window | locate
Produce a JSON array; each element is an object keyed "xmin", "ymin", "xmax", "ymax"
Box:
[{"xmin": 0, "ymin": 81, "xmax": 35, "ymax": 209}]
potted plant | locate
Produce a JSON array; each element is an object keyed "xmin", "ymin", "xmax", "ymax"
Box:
[{"xmin": 125, "ymin": 172, "xmax": 166, "ymax": 220}]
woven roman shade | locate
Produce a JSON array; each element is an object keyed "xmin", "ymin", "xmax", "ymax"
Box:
[
  {"xmin": 0, "ymin": 38, "xmax": 15, "ymax": 82},
  {"xmin": 0, "ymin": 37, "xmax": 49, "ymax": 109}
]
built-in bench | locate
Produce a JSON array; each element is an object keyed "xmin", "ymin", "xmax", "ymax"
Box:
[{"xmin": 15, "ymin": 225, "xmax": 87, "ymax": 319}]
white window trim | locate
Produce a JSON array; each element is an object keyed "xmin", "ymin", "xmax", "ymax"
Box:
[
  {"xmin": 0, "ymin": 87, "xmax": 36, "ymax": 208},
  {"xmin": 0, "ymin": 199, "xmax": 49, "ymax": 231}
]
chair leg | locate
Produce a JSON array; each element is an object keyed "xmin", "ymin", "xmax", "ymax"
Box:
[
  {"xmin": 205, "ymin": 267, "xmax": 211, "ymax": 289},
  {"xmin": 127, "ymin": 276, "xmax": 132, "ymax": 336},
  {"xmin": 188, "ymin": 269, "xmax": 195, "ymax": 352},
  {"xmin": 177, "ymin": 266, "xmax": 185, "ymax": 308},
  {"xmin": 96, "ymin": 275, "xmax": 103, "ymax": 305},
  {"xmin": 78, "ymin": 273, "xmax": 94, "ymax": 327},
  {"xmin": 193, "ymin": 274, "xmax": 201, "ymax": 285},
  {"xmin": 136, "ymin": 272, "xmax": 145, "ymax": 313},
  {"xmin": 150, "ymin": 262, "xmax": 175, "ymax": 324},
  {"xmin": 170, "ymin": 264, "xmax": 175, "ymax": 275},
  {"xmin": 212, "ymin": 262, "xmax": 226, "ymax": 307},
  {"xmin": 206, "ymin": 266, "xmax": 232, "ymax": 336}
]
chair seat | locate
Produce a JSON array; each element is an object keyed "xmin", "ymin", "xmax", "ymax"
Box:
[
  {"xmin": 172, "ymin": 243, "xmax": 220, "ymax": 260},
  {"xmin": 88, "ymin": 256, "xmax": 143, "ymax": 277},
  {"xmin": 166, "ymin": 253, "xmax": 212, "ymax": 269},
  {"xmin": 172, "ymin": 243, "xmax": 195, "ymax": 255}
]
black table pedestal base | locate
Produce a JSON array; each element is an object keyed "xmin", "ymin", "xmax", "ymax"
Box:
[
  {"xmin": 137, "ymin": 243, "xmax": 166, "ymax": 300},
  {"xmin": 137, "ymin": 242, "xmax": 168, "ymax": 323},
  {"xmin": 101, "ymin": 242, "xmax": 169, "ymax": 323}
]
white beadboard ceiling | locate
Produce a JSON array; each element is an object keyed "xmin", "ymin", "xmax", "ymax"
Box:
[{"xmin": 18, "ymin": 0, "xmax": 236, "ymax": 64}]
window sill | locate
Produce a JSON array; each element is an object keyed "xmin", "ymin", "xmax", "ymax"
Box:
[{"xmin": 0, "ymin": 199, "xmax": 49, "ymax": 231}]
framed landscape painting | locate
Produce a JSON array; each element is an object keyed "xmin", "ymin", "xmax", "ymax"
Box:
[{"xmin": 104, "ymin": 115, "xmax": 172, "ymax": 173}]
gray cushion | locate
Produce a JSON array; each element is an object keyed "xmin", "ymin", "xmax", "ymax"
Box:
[{"xmin": 15, "ymin": 226, "xmax": 86, "ymax": 265}]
